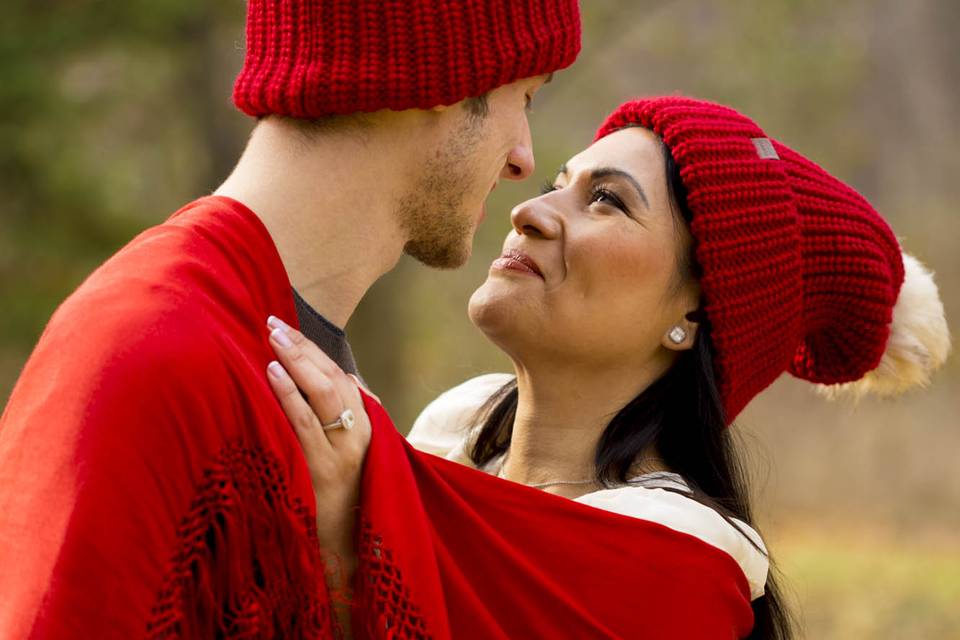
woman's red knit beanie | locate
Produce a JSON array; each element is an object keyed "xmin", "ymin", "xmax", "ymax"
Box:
[
  {"xmin": 233, "ymin": 0, "xmax": 582, "ymax": 118},
  {"xmin": 596, "ymin": 97, "xmax": 950, "ymax": 423}
]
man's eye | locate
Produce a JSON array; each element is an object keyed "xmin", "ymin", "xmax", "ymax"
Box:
[
  {"xmin": 525, "ymin": 95, "xmax": 534, "ymax": 113},
  {"xmin": 540, "ymin": 180, "xmax": 558, "ymax": 195}
]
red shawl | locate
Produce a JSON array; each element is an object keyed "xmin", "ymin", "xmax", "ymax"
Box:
[{"xmin": 0, "ymin": 197, "xmax": 754, "ymax": 639}]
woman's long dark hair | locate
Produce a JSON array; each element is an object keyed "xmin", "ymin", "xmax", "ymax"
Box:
[{"xmin": 468, "ymin": 142, "xmax": 794, "ymax": 639}]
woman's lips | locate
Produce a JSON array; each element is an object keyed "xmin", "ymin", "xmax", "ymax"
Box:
[{"xmin": 491, "ymin": 250, "xmax": 543, "ymax": 279}]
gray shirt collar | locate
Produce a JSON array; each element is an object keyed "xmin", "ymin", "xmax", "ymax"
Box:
[{"xmin": 291, "ymin": 288, "xmax": 361, "ymax": 380}]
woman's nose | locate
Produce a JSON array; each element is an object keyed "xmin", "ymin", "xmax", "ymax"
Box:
[{"xmin": 510, "ymin": 197, "xmax": 561, "ymax": 239}]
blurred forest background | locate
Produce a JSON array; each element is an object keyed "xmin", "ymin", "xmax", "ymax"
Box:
[{"xmin": 2, "ymin": 1, "xmax": 958, "ymax": 637}]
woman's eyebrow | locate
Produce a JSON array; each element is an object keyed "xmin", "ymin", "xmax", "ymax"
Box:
[{"xmin": 556, "ymin": 164, "xmax": 650, "ymax": 209}]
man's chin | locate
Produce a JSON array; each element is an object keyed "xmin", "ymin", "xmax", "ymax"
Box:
[{"xmin": 403, "ymin": 238, "xmax": 472, "ymax": 270}]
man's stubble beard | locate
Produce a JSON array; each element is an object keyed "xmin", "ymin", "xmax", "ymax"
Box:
[{"xmin": 398, "ymin": 112, "xmax": 488, "ymax": 269}]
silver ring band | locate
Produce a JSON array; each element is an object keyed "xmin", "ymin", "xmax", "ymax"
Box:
[{"xmin": 321, "ymin": 408, "xmax": 356, "ymax": 431}]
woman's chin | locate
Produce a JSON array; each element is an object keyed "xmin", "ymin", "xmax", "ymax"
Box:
[{"xmin": 468, "ymin": 283, "xmax": 527, "ymax": 349}]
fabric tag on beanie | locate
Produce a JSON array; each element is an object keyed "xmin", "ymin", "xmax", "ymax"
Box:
[{"xmin": 752, "ymin": 138, "xmax": 779, "ymax": 160}]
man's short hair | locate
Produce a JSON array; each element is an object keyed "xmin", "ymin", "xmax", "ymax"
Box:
[
  {"xmin": 261, "ymin": 93, "xmax": 490, "ymax": 145},
  {"xmin": 464, "ymin": 94, "xmax": 490, "ymax": 119}
]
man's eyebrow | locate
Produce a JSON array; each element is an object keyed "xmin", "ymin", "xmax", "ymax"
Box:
[{"xmin": 555, "ymin": 164, "xmax": 650, "ymax": 209}]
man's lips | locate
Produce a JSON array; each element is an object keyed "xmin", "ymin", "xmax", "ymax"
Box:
[{"xmin": 491, "ymin": 250, "xmax": 543, "ymax": 279}]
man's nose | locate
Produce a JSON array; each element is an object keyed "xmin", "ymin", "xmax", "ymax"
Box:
[{"xmin": 501, "ymin": 123, "xmax": 535, "ymax": 181}]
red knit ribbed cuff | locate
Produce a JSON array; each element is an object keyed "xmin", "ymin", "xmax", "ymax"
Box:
[{"xmin": 233, "ymin": 0, "xmax": 582, "ymax": 118}]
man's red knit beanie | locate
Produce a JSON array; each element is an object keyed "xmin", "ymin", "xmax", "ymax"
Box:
[
  {"xmin": 596, "ymin": 97, "xmax": 949, "ymax": 423},
  {"xmin": 233, "ymin": 0, "xmax": 582, "ymax": 118}
]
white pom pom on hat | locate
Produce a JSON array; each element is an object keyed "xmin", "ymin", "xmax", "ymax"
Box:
[{"xmin": 817, "ymin": 252, "xmax": 951, "ymax": 401}]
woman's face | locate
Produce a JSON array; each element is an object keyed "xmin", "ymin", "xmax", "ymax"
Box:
[{"xmin": 469, "ymin": 127, "xmax": 699, "ymax": 370}]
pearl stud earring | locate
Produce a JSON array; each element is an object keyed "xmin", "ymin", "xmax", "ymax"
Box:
[{"xmin": 668, "ymin": 326, "xmax": 687, "ymax": 344}]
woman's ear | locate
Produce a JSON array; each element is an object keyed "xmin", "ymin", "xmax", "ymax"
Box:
[{"xmin": 661, "ymin": 310, "xmax": 700, "ymax": 352}]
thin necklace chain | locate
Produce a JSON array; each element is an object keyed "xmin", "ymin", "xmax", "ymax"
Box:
[{"xmin": 496, "ymin": 455, "xmax": 664, "ymax": 489}]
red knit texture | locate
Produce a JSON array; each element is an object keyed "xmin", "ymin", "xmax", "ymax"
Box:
[
  {"xmin": 596, "ymin": 97, "xmax": 904, "ymax": 423},
  {"xmin": 233, "ymin": 0, "xmax": 582, "ymax": 118}
]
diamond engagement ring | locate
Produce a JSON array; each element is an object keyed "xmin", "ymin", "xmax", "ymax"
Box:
[{"xmin": 321, "ymin": 408, "xmax": 355, "ymax": 431}]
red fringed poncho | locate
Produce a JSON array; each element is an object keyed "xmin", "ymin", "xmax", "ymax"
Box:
[{"xmin": 0, "ymin": 197, "xmax": 754, "ymax": 639}]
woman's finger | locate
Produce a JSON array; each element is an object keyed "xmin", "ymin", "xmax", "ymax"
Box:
[
  {"xmin": 266, "ymin": 360, "xmax": 335, "ymax": 460},
  {"xmin": 268, "ymin": 325, "xmax": 345, "ymax": 427},
  {"xmin": 265, "ymin": 317, "xmax": 364, "ymax": 429},
  {"xmin": 267, "ymin": 316, "xmax": 338, "ymax": 378},
  {"xmin": 265, "ymin": 317, "xmax": 372, "ymax": 456}
]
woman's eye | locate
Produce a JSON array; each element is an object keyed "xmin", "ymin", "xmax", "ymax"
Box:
[
  {"xmin": 591, "ymin": 189, "xmax": 610, "ymax": 204},
  {"xmin": 540, "ymin": 180, "xmax": 559, "ymax": 195},
  {"xmin": 589, "ymin": 186, "xmax": 628, "ymax": 213}
]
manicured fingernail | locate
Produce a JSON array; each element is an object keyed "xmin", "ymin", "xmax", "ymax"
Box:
[
  {"xmin": 267, "ymin": 361, "xmax": 288, "ymax": 379},
  {"xmin": 267, "ymin": 315, "xmax": 287, "ymax": 330},
  {"xmin": 270, "ymin": 327, "xmax": 293, "ymax": 348}
]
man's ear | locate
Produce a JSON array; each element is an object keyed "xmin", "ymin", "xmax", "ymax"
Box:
[{"xmin": 661, "ymin": 310, "xmax": 701, "ymax": 352}]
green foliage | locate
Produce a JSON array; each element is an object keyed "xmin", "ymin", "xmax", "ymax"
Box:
[{"xmin": 0, "ymin": 1, "xmax": 247, "ymax": 391}]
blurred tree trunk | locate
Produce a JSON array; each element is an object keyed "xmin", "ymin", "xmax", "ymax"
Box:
[
  {"xmin": 176, "ymin": 8, "xmax": 246, "ymax": 193},
  {"xmin": 862, "ymin": 0, "xmax": 960, "ymax": 214}
]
